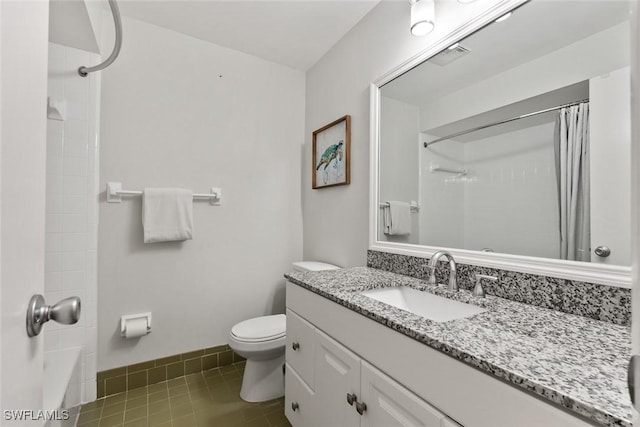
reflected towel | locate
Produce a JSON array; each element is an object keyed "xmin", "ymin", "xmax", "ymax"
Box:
[
  {"xmin": 383, "ymin": 201, "xmax": 411, "ymax": 236},
  {"xmin": 142, "ymin": 188, "xmax": 194, "ymax": 243}
]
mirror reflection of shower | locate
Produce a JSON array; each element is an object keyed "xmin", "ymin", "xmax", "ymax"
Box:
[
  {"xmin": 420, "ymin": 94, "xmax": 591, "ymax": 262},
  {"xmin": 377, "ymin": 0, "xmax": 631, "ymax": 266}
]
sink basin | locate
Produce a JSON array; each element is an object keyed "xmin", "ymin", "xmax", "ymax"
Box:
[{"xmin": 361, "ymin": 286, "xmax": 486, "ymax": 323}]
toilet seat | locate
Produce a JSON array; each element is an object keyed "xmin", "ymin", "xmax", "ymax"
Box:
[{"xmin": 231, "ymin": 314, "xmax": 286, "ymax": 343}]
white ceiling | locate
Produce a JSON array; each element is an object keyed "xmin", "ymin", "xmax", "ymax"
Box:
[
  {"xmin": 50, "ymin": 0, "xmax": 100, "ymax": 53},
  {"xmin": 116, "ymin": 0, "xmax": 381, "ymax": 71}
]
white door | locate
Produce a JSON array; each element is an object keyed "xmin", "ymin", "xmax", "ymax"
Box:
[
  {"xmin": 315, "ymin": 329, "xmax": 361, "ymax": 427},
  {"xmin": 631, "ymin": 0, "xmax": 640, "ymax": 423},
  {"xmin": 589, "ymin": 66, "xmax": 632, "ymax": 267},
  {"xmin": 0, "ymin": 0, "xmax": 49, "ymax": 425},
  {"xmin": 360, "ymin": 361, "xmax": 444, "ymax": 427}
]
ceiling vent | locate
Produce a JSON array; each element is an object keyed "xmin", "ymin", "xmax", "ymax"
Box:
[{"xmin": 429, "ymin": 44, "xmax": 471, "ymax": 66}]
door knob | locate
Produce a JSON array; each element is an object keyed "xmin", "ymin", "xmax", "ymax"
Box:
[
  {"xmin": 594, "ymin": 246, "xmax": 611, "ymax": 257},
  {"xmin": 291, "ymin": 402, "xmax": 299, "ymax": 412},
  {"xmin": 26, "ymin": 294, "xmax": 81, "ymax": 337},
  {"xmin": 292, "ymin": 342, "xmax": 300, "ymax": 351}
]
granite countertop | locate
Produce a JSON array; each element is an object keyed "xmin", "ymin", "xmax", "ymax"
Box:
[{"xmin": 284, "ymin": 267, "xmax": 632, "ymax": 427}]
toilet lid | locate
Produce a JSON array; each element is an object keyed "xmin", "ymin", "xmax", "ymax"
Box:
[{"xmin": 231, "ymin": 314, "xmax": 286, "ymax": 342}]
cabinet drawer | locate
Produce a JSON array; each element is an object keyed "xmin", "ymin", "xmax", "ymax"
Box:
[
  {"xmin": 286, "ymin": 309, "xmax": 316, "ymax": 387},
  {"xmin": 285, "ymin": 363, "xmax": 317, "ymax": 427}
]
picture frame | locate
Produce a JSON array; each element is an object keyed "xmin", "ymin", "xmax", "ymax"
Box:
[{"xmin": 312, "ymin": 115, "xmax": 351, "ymax": 189}]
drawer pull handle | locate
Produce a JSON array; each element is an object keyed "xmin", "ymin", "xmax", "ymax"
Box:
[
  {"xmin": 291, "ymin": 402, "xmax": 299, "ymax": 412},
  {"xmin": 346, "ymin": 393, "xmax": 357, "ymax": 406},
  {"xmin": 292, "ymin": 342, "xmax": 300, "ymax": 351},
  {"xmin": 356, "ymin": 401, "xmax": 367, "ymax": 415}
]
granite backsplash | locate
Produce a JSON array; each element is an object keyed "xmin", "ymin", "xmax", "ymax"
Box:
[{"xmin": 367, "ymin": 250, "xmax": 630, "ymax": 326}]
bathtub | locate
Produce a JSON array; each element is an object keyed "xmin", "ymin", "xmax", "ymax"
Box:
[{"xmin": 43, "ymin": 347, "xmax": 81, "ymax": 427}]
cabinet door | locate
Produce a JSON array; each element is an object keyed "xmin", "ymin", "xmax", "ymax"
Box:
[
  {"xmin": 285, "ymin": 363, "xmax": 318, "ymax": 427},
  {"xmin": 315, "ymin": 329, "xmax": 361, "ymax": 427},
  {"xmin": 360, "ymin": 361, "xmax": 445, "ymax": 427}
]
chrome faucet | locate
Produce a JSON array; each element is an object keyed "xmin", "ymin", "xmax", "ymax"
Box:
[{"xmin": 427, "ymin": 251, "xmax": 458, "ymax": 291}]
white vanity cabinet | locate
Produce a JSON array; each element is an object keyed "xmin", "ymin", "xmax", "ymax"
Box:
[
  {"xmin": 285, "ymin": 282, "xmax": 599, "ymax": 427},
  {"xmin": 286, "ymin": 308, "xmax": 462, "ymax": 427}
]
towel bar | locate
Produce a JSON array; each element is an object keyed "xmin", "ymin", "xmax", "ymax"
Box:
[
  {"xmin": 379, "ymin": 201, "xmax": 420, "ymax": 213},
  {"xmin": 107, "ymin": 182, "xmax": 222, "ymax": 205}
]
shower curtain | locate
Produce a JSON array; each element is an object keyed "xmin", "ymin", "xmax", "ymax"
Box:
[{"xmin": 554, "ymin": 102, "xmax": 590, "ymax": 262}]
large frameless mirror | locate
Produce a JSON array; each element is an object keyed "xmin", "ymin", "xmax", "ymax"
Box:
[{"xmin": 372, "ymin": 0, "xmax": 633, "ymax": 286}]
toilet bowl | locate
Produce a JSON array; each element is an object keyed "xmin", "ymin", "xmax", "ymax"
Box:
[
  {"xmin": 228, "ymin": 261, "xmax": 340, "ymax": 402},
  {"xmin": 228, "ymin": 314, "xmax": 286, "ymax": 402}
]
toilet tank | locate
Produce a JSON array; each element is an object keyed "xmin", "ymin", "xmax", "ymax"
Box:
[{"xmin": 292, "ymin": 261, "xmax": 340, "ymax": 272}]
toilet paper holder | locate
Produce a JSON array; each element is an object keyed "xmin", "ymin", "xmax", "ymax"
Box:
[{"xmin": 120, "ymin": 312, "xmax": 152, "ymax": 337}]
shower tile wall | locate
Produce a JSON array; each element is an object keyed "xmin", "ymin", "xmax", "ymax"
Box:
[
  {"xmin": 46, "ymin": 42, "xmax": 101, "ymax": 405},
  {"xmin": 419, "ymin": 134, "xmax": 464, "ymax": 248},
  {"xmin": 419, "ymin": 123, "xmax": 558, "ymax": 258},
  {"xmin": 462, "ymin": 122, "xmax": 558, "ymax": 257}
]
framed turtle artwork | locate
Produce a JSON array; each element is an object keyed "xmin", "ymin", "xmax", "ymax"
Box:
[{"xmin": 312, "ymin": 115, "xmax": 351, "ymax": 189}]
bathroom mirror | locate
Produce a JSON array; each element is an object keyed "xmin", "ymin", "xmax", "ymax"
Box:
[{"xmin": 371, "ymin": 0, "xmax": 633, "ymax": 286}]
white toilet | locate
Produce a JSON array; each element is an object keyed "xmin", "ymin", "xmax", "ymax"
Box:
[{"xmin": 228, "ymin": 261, "xmax": 340, "ymax": 402}]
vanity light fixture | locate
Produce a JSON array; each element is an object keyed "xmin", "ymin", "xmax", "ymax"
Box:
[
  {"xmin": 495, "ymin": 12, "xmax": 513, "ymax": 23},
  {"xmin": 410, "ymin": 0, "xmax": 435, "ymax": 36}
]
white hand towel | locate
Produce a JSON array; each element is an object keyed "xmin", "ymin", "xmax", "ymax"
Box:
[
  {"xmin": 142, "ymin": 188, "xmax": 194, "ymax": 243},
  {"xmin": 384, "ymin": 201, "xmax": 411, "ymax": 236}
]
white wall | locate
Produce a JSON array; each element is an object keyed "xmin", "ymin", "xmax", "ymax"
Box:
[
  {"xmin": 98, "ymin": 16, "xmax": 304, "ymax": 370},
  {"xmin": 304, "ymin": 0, "xmax": 504, "ymax": 267},
  {"xmin": 45, "ymin": 43, "xmax": 100, "ymax": 404},
  {"xmin": 378, "ymin": 96, "xmax": 420, "ymax": 244}
]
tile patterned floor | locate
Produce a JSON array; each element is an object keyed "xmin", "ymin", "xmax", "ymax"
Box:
[{"xmin": 77, "ymin": 362, "xmax": 292, "ymax": 427}]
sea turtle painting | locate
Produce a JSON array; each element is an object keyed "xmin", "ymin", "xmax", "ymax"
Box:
[
  {"xmin": 316, "ymin": 140, "xmax": 344, "ymax": 171},
  {"xmin": 312, "ymin": 116, "xmax": 350, "ymax": 188}
]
